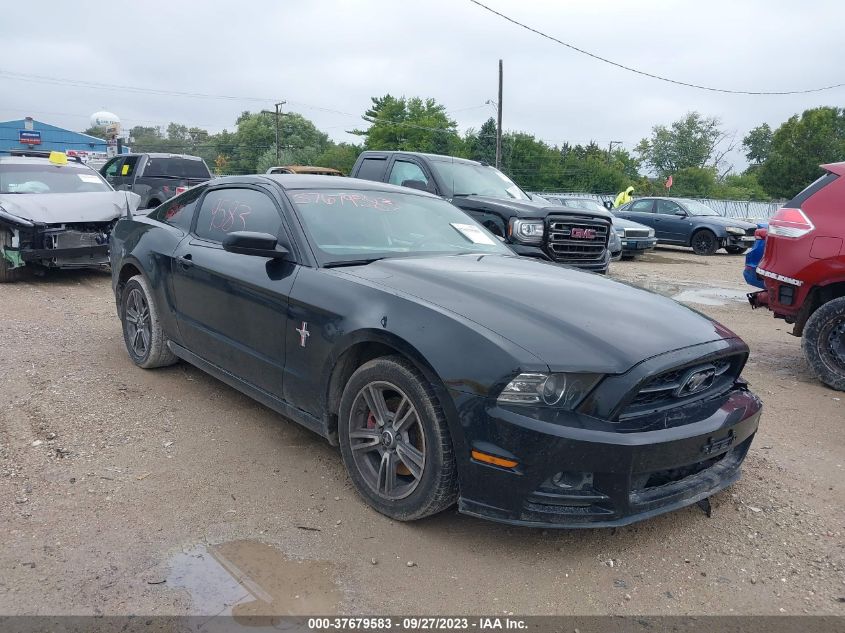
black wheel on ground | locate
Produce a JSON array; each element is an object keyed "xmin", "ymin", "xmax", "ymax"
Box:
[
  {"xmin": 120, "ymin": 274, "xmax": 178, "ymax": 369},
  {"xmin": 801, "ymin": 297, "xmax": 845, "ymax": 391},
  {"xmin": 338, "ymin": 355, "xmax": 458, "ymax": 521},
  {"xmin": 725, "ymin": 246, "xmax": 748, "ymax": 255},
  {"xmin": 0, "ymin": 230, "xmax": 24, "ymax": 283},
  {"xmin": 691, "ymin": 229, "xmax": 718, "ymax": 256}
]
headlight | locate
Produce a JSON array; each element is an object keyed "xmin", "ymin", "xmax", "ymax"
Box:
[
  {"xmin": 510, "ymin": 219, "xmax": 544, "ymax": 244},
  {"xmin": 725, "ymin": 226, "xmax": 745, "ymax": 235},
  {"xmin": 614, "ymin": 226, "xmax": 625, "ymax": 235},
  {"xmin": 647, "ymin": 228, "xmax": 655, "ymax": 237},
  {"xmin": 497, "ymin": 372, "xmax": 602, "ymax": 410}
]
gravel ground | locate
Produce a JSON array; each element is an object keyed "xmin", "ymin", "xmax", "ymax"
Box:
[{"xmin": 0, "ymin": 247, "xmax": 843, "ymax": 617}]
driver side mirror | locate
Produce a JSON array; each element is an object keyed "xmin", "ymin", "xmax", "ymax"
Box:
[
  {"xmin": 401, "ymin": 179, "xmax": 435, "ymax": 194},
  {"xmin": 674, "ymin": 210, "xmax": 687, "ymax": 217},
  {"xmin": 223, "ymin": 231, "xmax": 289, "ymax": 259}
]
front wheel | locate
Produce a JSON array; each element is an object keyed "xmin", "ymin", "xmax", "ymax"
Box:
[
  {"xmin": 121, "ymin": 275, "xmax": 178, "ymax": 369},
  {"xmin": 691, "ymin": 230, "xmax": 718, "ymax": 256},
  {"xmin": 802, "ymin": 297, "xmax": 845, "ymax": 391},
  {"xmin": 338, "ymin": 356, "xmax": 458, "ymax": 521}
]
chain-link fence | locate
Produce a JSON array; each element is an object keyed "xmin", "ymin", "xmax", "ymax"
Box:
[{"xmin": 533, "ymin": 192, "xmax": 782, "ymax": 220}]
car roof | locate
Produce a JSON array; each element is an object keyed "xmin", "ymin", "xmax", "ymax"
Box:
[
  {"xmin": 119, "ymin": 153, "xmax": 205, "ymax": 160},
  {"xmin": 243, "ymin": 174, "xmax": 441, "ymax": 197},
  {"xmin": 360, "ymin": 150, "xmax": 484, "ymax": 166},
  {"xmin": 0, "ymin": 155, "xmax": 92, "ymax": 167}
]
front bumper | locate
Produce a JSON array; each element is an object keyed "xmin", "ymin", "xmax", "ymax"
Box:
[
  {"xmin": 510, "ymin": 242, "xmax": 610, "ymax": 273},
  {"xmin": 726, "ymin": 235, "xmax": 757, "ymax": 249},
  {"xmin": 452, "ymin": 386, "xmax": 761, "ymax": 528},
  {"xmin": 621, "ymin": 236, "xmax": 658, "ymax": 255},
  {"xmin": 2, "ymin": 223, "xmax": 112, "ymax": 270}
]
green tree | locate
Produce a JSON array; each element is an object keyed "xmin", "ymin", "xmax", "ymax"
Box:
[
  {"xmin": 314, "ymin": 143, "xmax": 362, "ymax": 174},
  {"xmin": 742, "ymin": 123, "xmax": 773, "ymax": 167},
  {"xmin": 354, "ymin": 94, "xmax": 460, "ymax": 154},
  {"xmin": 669, "ymin": 166, "xmax": 717, "ymax": 197},
  {"xmin": 82, "ymin": 126, "xmax": 107, "ymax": 139},
  {"xmin": 757, "ymin": 107, "xmax": 845, "ymax": 199},
  {"xmin": 464, "ymin": 117, "xmax": 498, "ymax": 164},
  {"xmin": 635, "ymin": 112, "xmax": 731, "ymax": 178}
]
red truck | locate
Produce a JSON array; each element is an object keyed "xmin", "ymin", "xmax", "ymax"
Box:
[{"xmin": 748, "ymin": 162, "xmax": 845, "ymax": 390}]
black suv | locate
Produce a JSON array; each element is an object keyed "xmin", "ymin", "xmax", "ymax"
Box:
[
  {"xmin": 350, "ymin": 151, "xmax": 612, "ymax": 272},
  {"xmin": 100, "ymin": 153, "xmax": 211, "ymax": 209}
]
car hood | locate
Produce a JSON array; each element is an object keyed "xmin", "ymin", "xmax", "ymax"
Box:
[
  {"xmin": 612, "ymin": 217, "xmax": 651, "ymax": 231},
  {"xmin": 454, "ymin": 195, "xmax": 611, "ymax": 220},
  {"xmin": 0, "ymin": 191, "xmax": 141, "ymax": 224},
  {"xmin": 694, "ymin": 215, "xmax": 757, "ymax": 229},
  {"xmin": 343, "ymin": 254, "xmax": 736, "ymax": 374}
]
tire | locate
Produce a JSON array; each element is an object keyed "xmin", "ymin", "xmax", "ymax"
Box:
[
  {"xmin": 0, "ymin": 230, "xmax": 23, "ymax": 283},
  {"xmin": 338, "ymin": 355, "xmax": 458, "ymax": 521},
  {"xmin": 120, "ymin": 274, "xmax": 178, "ymax": 369},
  {"xmin": 691, "ymin": 229, "xmax": 718, "ymax": 256},
  {"xmin": 801, "ymin": 297, "xmax": 845, "ymax": 391},
  {"xmin": 725, "ymin": 246, "xmax": 748, "ymax": 255}
]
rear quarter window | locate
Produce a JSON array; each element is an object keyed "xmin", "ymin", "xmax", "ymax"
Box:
[
  {"xmin": 149, "ymin": 186, "xmax": 204, "ymax": 231},
  {"xmin": 787, "ymin": 172, "xmax": 839, "ymax": 208}
]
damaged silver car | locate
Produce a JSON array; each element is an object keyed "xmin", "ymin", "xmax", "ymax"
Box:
[{"xmin": 0, "ymin": 151, "xmax": 140, "ymax": 282}]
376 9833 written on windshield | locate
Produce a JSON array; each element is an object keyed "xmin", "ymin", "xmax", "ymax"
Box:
[{"xmin": 291, "ymin": 191, "xmax": 400, "ymax": 211}]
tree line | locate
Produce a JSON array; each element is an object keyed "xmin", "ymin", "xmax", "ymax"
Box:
[{"xmin": 84, "ymin": 98, "xmax": 845, "ymax": 201}]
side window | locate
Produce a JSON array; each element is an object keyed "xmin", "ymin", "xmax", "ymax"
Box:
[
  {"xmin": 630, "ymin": 199, "xmax": 654, "ymax": 213},
  {"xmin": 150, "ymin": 185, "xmax": 205, "ymax": 231},
  {"xmin": 355, "ymin": 157, "xmax": 388, "ymax": 181},
  {"xmin": 102, "ymin": 158, "xmax": 122, "ymax": 178},
  {"xmin": 194, "ymin": 188, "xmax": 282, "ymax": 243},
  {"xmin": 655, "ymin": 200, "xmax": 682, "ymax": 215},
  {"xmin": 120, "ymin": 156, "xmax": 140, "ymax": 178},
  {"xmin": 388, "ymin": 160, "xmax": 429, "ymax": 188}
]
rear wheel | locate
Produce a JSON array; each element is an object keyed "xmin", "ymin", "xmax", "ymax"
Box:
[
  {"xmin": 338, "ymin": 356, "xmax": 458, "ymax": 521},
  {"xmin": 802, "ymin": 297, "xmax": 845, "ymax": 391},
  {"xmin": 120, "ymin": 275, "xmax": 178, "ymax": 369},
  {"xmin": 0, "ymin": 230, "xmax": 23, "ymax": 283},
  {"xmin": 725, "ymin": 246, "xmax": 748, "ymax": 255},
  {"xmin": 691, "ymin": 229, "xmax": 718, "ymax": 256}
]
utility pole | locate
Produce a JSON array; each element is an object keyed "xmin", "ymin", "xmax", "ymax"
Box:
[
  {"xmin": 607, "ymin": 140, "xmax": 622, "ymax": 163},
  {"xmin": 261, "ymin": 101, "xmax": 286, "ymax": 163},
  {"xmin": 496, "ymin": 59, "xmax": 503, "ymax": 170}
]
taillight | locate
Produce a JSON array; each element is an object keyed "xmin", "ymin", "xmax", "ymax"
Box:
[
  {"xmin": 754, "ymin": 227, "xmax": 768, "ymax": 240},
  {"xmin": 767, "ymin": 207, "xmax": 814, "ymax": 238}
]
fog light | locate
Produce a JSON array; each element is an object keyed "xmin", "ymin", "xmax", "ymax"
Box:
[{"xmin": 550, "ymin": 471, "xmax": 593, "ymax": 491}]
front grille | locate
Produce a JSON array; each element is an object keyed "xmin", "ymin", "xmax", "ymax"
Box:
[
  {"xmin": 546, "ymin": 215, "xmax": 609, "ymax": 263},
  {"xmin": 745, "ymin": 227, "xmax": 757, "ymax": 237},
  {"xmin": 620, "ymin": 354, "xmax": 743, "ymax": 418},
  {"xmin": 624, "ymin": 228, "xmax": 651, "ymax": 238}
]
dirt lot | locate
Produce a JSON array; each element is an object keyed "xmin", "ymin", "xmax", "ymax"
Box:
[{"xmin": 1, "ymin": 247, "xmax": 843, "ymax": 617}]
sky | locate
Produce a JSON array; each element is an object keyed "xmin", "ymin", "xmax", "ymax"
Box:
[{"xmin": 1, "ymin": 0, "xmax": 843, "ymax": 171}]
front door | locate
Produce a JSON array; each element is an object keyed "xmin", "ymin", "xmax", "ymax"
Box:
[
  {"xmin": 170, "ymin": 185, "xmax": 298, "ymax": 398},
  {"xmin": 653, "ymin": 199, "xmax": 691, "ymax": 243}
]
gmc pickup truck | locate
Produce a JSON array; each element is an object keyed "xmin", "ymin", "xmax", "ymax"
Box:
[{"xmin": 350, "ymin": 151, "xmax": 612, "ymax": 272}]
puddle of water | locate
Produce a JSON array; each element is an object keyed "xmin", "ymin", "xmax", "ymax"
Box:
[
  {"xmin": 671, "ymin": 287, "xmax": 750, "ymax": 306},
  {"xmin": 632, "ymin": 279, "xmax": 749, "ymax": 306},
  {"xmin": 168, "ymin": 540, "xmax": 341, "ymax": 624}
]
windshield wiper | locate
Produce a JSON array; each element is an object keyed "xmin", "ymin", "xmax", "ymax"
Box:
[
  {"xmin": 451, "ymin": 193, "xmax": 478, "ymax": 197},
  {"xmin": 323, "ymin": 257, "xmax": 386, "ymax": 268}
]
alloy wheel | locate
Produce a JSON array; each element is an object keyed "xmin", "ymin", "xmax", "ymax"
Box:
[
  {"xmin": 348, "ymin": 381, "xmax": 426, "ymax": 500},
  {"xmin": 124, "ymin": 288, "xmax": 151, "ymax": 358}
]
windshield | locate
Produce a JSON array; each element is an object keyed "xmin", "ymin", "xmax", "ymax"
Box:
[
  {"xmin": 0, "ymin": 163, "xmax": 112, "ymax": 194},
  {"xmin": 429, "ymin": 160, "xmax": 530, "ymax": 201},
  {"xmin": 682, "ymin": 200, "xmax": 719, "ymax": 216},
  {"xmin": 561, "ymin": 198, "xmax": 607, "ymax": 213},
  {"xmin": 289, "ymin": 189, "xmax": 512, "ymax": 265}
]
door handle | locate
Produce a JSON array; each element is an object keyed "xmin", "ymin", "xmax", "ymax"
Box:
[{"xmin": 177, "ymin": 254, "xmax": 193, "ymax": 270}]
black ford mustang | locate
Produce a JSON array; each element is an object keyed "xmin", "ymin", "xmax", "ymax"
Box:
[{"xmin": 110, "ymin": 175, "xmax": 762, "ymax": 527}]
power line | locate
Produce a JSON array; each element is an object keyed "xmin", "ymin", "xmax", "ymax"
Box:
[{"xmin": 467, "ymin": 0, "xmax": 845, "ymax": 95}]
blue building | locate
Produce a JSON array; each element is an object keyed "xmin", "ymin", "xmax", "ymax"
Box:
[{"xmin": 0, "ymin": 117, "xmax": 109, "ymax": 159}]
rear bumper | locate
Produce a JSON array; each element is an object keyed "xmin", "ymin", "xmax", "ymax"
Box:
[{"xmin": 453, "ymin": 387, "xmax": 761, "ymax": 528}]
